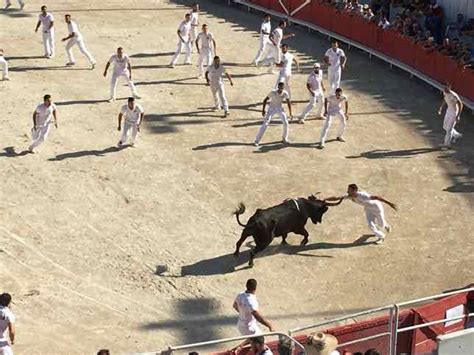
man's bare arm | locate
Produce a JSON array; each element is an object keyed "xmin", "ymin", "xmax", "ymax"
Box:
[
  {"xmin": 53, "ymin": 109, "xmax": 58, "ymax": 128},
  {"xmin": 232, "ymin": 301, "xmax": 239, "ymax": 313},
  {"xmin": 371, "ymin": 196, "xmax": 398, "ymax": 210},
  {"xmin": 35, "ymin": 20, "xmax": 41, "ymax": 32},
  {"xmin": 8, "ymin": 322, "xmax": 15, "ymax": 345},
  {"xmin": 117, "ymin": 113, "xmax": 123, "ymax": 131},
  {"xmin": 252, "ymin": 310, "xmax": 274, "ymax": 331},
  {"xmin": 103, "ymin": 62, "xmax": 110, "ymax": 77}
]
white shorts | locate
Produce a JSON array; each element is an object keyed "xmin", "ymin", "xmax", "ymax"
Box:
[
  {"xmin": 0, "ymin": 342, "xmax": 13, "ymax": 355},
  {"xmin": 238, "ymin": 323, "xmax": 262, "ymax": 336}
]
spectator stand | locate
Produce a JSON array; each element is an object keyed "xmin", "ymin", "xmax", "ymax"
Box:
[{"xmin": 230, "ymin": 0, "xmax": 474, "ymax": 111}]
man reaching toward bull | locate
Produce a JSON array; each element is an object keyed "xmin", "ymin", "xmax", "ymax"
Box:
[{"xmin": 324, "ymin": 184, "xmax": 397, "ymax": 244}]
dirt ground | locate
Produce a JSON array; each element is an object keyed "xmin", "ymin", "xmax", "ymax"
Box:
[{"xmin": 1, "ymin": 0, "xmax": 473, "ymax": 354}]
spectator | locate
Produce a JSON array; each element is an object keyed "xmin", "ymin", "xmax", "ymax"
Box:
[
  {"xmin": 0, "ymin": 293, "xmax": 15, "ymax": 355},
  {"xmin": 364, "ymin": 349, "xmax": 380, "ymax": 355},
  {"xmin": 305, "ymin": 332, "xmax": 340, "ymax": 355},
  {"xmin": 438, "ymin": 37, "xmax": 451, "ymax": 55},
  {"xmin": 422, "ymin": 36, "xmax": 437, "ymax": 52},
  {"xmin": 363, "ymin": 5, "xmax": 375, "ymax": 21},
  {"xmin": 250, "ymin": 336, "xmax": 273, "ymax": 355},
  {"xmin": 466, "ymin": 298, "xmax": 474, "ymax": 328},
  {"xmin": 97, "ymin": 350, "xmax": 110, "ymax": 355},
  {"xmin": 446, "ymin": 14, "xmax": 466, "ymax": 39},
  {"xmin": 378, "ymin": 15, "xmax": 390, "ymax": 29}
]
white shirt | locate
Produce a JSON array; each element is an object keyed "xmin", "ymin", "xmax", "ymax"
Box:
[
  {"xmin": 207, "ymin": 64, "xmax": 226, "ymax": 84},
  {"xmin": 178, "ymin": 20, "xmax": 192, "ymax": 40},
  {"xmin": 121, "ymin": 103, "xmax": 144, "ymax": 125},
  {"xmin": 325, "ymin": 47, "xmax": 346, "ymax": 68},
  {"xmin": 326, "ymin": 94, "xmax": 348, "ymax": 115},
  {"xmin": 378, "ymin": 19, "xmax": 390, "ymax": 29},
  {"xmin": 67, "ymin": 20, "xmax": 82, "ymax": 40},
  {"xmin": 197, "ymin": 31, "xmax": 214, "ymax": 49},
  {"xmin": 108, "ymin": 54, "xmax": 130, "ymax": 74},
  {"xmin": 267, "ymin": 89, "xmax": 289, "ymax": 109},
  {"xmin": 279, "ymin": 52, "xmax": 294, "ymax": 75},
  {"xmin": 35, "ymin": 103, "xmax": 56, "ymax": 126},
  {"xmin": 260, "ymin": 21, "xmax": 271, "ymax": 40},
  {"xmin": 307, "ymin": 70, "xmax": 323, "ymax": 94},
  {"xmin": 190, "ymin": 11, "xmax": 199, "ymax": 26},
  {"xmin": 39, "ymin": 12, "xmax": 54, "ymax": 30},
  {"xmin": 235, "ymin": 291, "xmax": 258, "ymax": 329},
  {"xmin": 345, "ymin": 191, "xmax": 382, "ymax": 211},
  {"xmin": 0, "ymin": 306, "xmax": 15, "ymax": 342},
  {"xmin": 271, "ymin": 27, "xmax": 283, "ymax": 47},
  {"xmin": 444, "ymin": 90, "xmax": 461, "ymax": 112}
]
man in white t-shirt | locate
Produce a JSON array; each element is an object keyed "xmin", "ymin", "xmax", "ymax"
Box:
[
  {"xmin": 34, "ymin": 5, "xmax": 55, "ymax": 58},
  {"xmin": 275, "ymin": 44, "xmax": 299, "ymax": 99},
  {"xmin": 169, "ymin": 13, "xmax": 192, "ymax": 67},
  {"xmin": 28, "ymin": 94, "xmax": 58, "ymax": 153},
  {"xmin": 117, "ymin": 97, "xmax": 144, "ymax": 148},
  {"xmin": 260, "ymin": 20, "xmax": 295, "ymax": 73},
  {"xmin": 0, "ymin": 293, "xmax": 15, "ymax": 355},
  {"xmin": 4, "ymin": 0, "xmax": 24, "ymax": 10},
  {"xmin": 437, "ymin": 84, "xmax": 463, "ymax": 148},
  {"xmin": 233, "ymin": 279, "xmax": 274, "ymax": 336},
  {"xmin": 254, "ymin": 82, "xmax": 292, "ymax": 147},
  {"xmin": 318, "ymin": 88, "xmax": 349, "ymax": 149},
  {"xmin": 299, "ymin": 62, "xmax": 326, "ymax": 123},
  {"xmin": 196, "ymin": 24, "xmax": 216, "ymax": 78},
  {"xmin": 0, "ymin": 49, "xmax": 9, "ymax": 81},
  {"xmin": 103, "ymin": 47, "xmax": 140, "ymax": 102},
  {"xmin": 253, "ymin": 13, "xmax": 272, "ymax": 66},
  {"xmin": 324, "ymin": 184, "xmax": 397, "ymax": 244},
  {"xmin": 205, "ymin": 56, "xmax": 233, "ymax": 117},
  {"xmin": 324, "ymin": 40, "xmax": 347, "ymax": 94},
  {"xmin": 189, "ymin": 3, "xmax": 200, "ymax": 52},
  {"xmin": 61, "ymin": 14, "xmax": 95, "ymax": 68}
]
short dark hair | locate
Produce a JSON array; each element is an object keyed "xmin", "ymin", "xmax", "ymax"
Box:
[
  {"xmin": 0, "ymin": 293, "xmax": 12, "ymax": 307},
  {"xmin": 128, "ymin": 97, "xmax": 135, "ymax": 103},
  {"xmin": 281, "ymin": 43, "xmax": 288, "ymax": 48},
  {"xmin": 246, "ymin": 278, "xmax": 257, "ymax": 291},
  {"xmin": 264, "ymin": 13, "xmax": 270, "ymax": 18},
  {"xmin": 214, "ymin": 56, "xmax": 220, "ymax": 60},
  {"xmin": 277, "ymin": 82, "xmax": 285, "ymax": 87},
  {"xmin": 65, "ymin": 14, "xmax": 71, "ymax": 18},
  {"xmin": 332, "ymin": 39, "xmax": 338, "ymax": 44},
  {"xmin": 189, "ymin": 352, "xmax": 199, "ymax": 355},
  {"xmin": 364, "ymin": 349, "xmax": 380, "ymax": 355},
  {"xmin": 251, "ymin": 336, "xmax": 265, "ymax": 346},
  {"xmin": 348, "ymin": 183, "xmax": 358, "ymax": 190},
  {"xmin": 185, "ymin": 13, "xmax": 191, "ymax": 17},
  {"xmin": 41, "ymin": 5, "xmax": 47, "ymax": 11},
  {"xmin": 279, "ymin": 20, "xmax": 287, "ymax": 26},
  {"xmin": 97, "ymin": 350, "xmax": 110, "ymax": 355},
  {"xmin": 335, "ymin": 88, "xmax": 343, "ymax": 93},
  {"xmin": 43, "ymin": 94, "xmax": 51, "ymax": 101},
  {"xmin": 202, "ymin": 23, "xmax": 208, "ymax": 27},
  {"xmin": 117, "ymin": 47, "xmax": 123, "ymax": 51}
]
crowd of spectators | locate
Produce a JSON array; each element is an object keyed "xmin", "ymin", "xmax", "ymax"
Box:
[{"xmin": 319, "ymin": 0, "xmax": 474, "ymax": 70}]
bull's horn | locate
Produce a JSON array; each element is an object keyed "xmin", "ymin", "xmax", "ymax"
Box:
[{"xmin": 325, "ymin": 198, "xmax": 344, "ymax": 206}]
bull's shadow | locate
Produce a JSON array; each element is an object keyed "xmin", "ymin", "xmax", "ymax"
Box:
[{"xmin": 180, "ymin": 236, "xmax": 374, "ymax": 276}]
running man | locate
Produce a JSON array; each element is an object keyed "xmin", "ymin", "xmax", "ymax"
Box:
[
  {"xmin": 324, "ymin": 40, "xmax": 347, "ymax": 94},
  {"xmin": 298, "ymin": 62, "xmax": 326, "ymax": 123},
  {"xmin": 34, "ymin": 5, "xmax": 55, "ymax": 58},
  {"xmin": 169, "ymin": 13, "xmax": 192, "ymax": 68},
  {"xmin": 117, "ymin": 97, "xmax": 144, "ymax": 148},
  {"xmin": 103, "ymin": 47, "xmax": 140, "ymax": 102},
  {"xmin": 275, "ymin": 43, "xmax": 299, "ymax": 99},
  {"xmin": 318, "ymin": 88, "xmax": 349, "ymax": 149},
  {"xmin": 28, "ymin": 94, "xmax": 58, "ymax": 153},
  {"xmin": 0, "ymin": 49, "xmax": 9, "ymax": 81},
  {"xmin": 196, "ymin": 24, "xmax": 216, "ymax": 78},
  {"xmin": 205, "ymin": 56, "xmax": 233, "ymax": 117},
  {"xmin": 253, "ymin": 13, "xmax": 271, "ymax": 66},
  {"xmin": 324, "ymin": 184, "xmax": 397, "ymax": 244},
  {"xmin": 260, "ymin": 20, "xmax": 295, "ymax": 72},
  {"xmin": 0, "ymin": 293, "xmax": 15, "ymax": 355},
  {"xmin": 438, "ymin": 83, "xmax": 463, "ymax": 148},
  {"xmin": 189, "ymin": 2, "xmax": 200, "ymax": 52},
  {"xmin": 254, "ymin": 81, "xmax": 292, "ymax": 147},
  {"xmin": 4, "ymin": 0, "xmax": 24, "ymax": 9},
  {"xmin": 62, "ymin": 14, "xmax": 96, "ymax": 68}
]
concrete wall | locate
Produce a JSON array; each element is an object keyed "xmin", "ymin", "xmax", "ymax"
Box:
[
  {"xmin": 437, "ymin": 328, "xmax": 474, "ymax": 355},
  {"xmin": 436, "ymin": 0, "xmax": 474, "ymax": 23}
]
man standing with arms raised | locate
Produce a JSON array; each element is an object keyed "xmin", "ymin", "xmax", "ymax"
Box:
[
  {"xmin": 103, "ymin": 47, "xmax": 140, "ymax": 102},
  {"xmin": 62, "ymin": 14, "xmax": 96, "ymax": 68},
  {"xmin": 324, "ymin": 40, "xmax": 347, "ymax": 94},
  {"xmin": 34, "ymin": 5, "xmax": 55, "ymax": 58}
]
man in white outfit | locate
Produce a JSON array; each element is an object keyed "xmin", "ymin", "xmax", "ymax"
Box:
[
  {"xmin": 299, "ymin": 63, "xmax": 326, "ymax": 123},
  {"xmin": 103, "ymin": 47, "xmax": 140, "ymax": 102},
  {"xmin": 35, "ymin": 5, "xmax": 55, "ymax": 58},
  {"xmin": 324, "ymin": 40, "xmax": 347, "ymax": 94},
  {"xmin": 28, "ymin": 94, "xmax": 58, "ymax": 153},
  {"xmin": 196, "ymin": 24, "xmax": 216, "ymax": 78},
  {"xmin": 169, "ymin": 13, "xmax": 192, "ymax": 68},
  {"xmin": 117, "ymin": 97, "xmax": 144, "ymax": 148},
  {"xmin": 253, "ymin": 13, "xmax": 271, "ymax": 66},
  {"xmin": 324, "ymin": 184, "xmax": 397, "ymax": 244},
  {"xmin": 189, "ymin": 2, "xmax": 200, "ymax": 52},
  {"xmin": 260, "ymin": 20, "xmax": 295, "ymax": 72},
  {"xmin": 275, "ymin": 44, "xmax": 299, "ymax": 99},
  {"xmin": 62, "ymin": 14, "xmax": 96, "ymax": 68},
  {"xmin": 205, "ymin": 56, "xmax": 233, "ymax": 117},
  {"xmin": 438, "ymin": 84, "xmax": 463, "ymax": 148},
  {"xmin": 4, "ymin": 0, "xmax": 24, "ymax": 10},
  {"xmin": 0, "ymin": 49, "xmax": 9, "ymax": 81},
  {"xmin": 0, "ymin": 293, "xmax": 16, "ymax": 355},
  {"xmin": 318, "ymin": 88, "xmax": 349, "ymax": 149},
  {"xmin": 254, "ymin": 81, "xmax": 292, "ymax": 147}
]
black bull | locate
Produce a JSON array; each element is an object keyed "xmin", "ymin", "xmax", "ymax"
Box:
[{"xmin": 233, "ymin": 195, "xmax": 342, "ymax": 267}]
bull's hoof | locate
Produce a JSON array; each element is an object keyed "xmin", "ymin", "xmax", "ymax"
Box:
[
  {"xmin": 248, "ymin": 261, "xmax": 254, "ymax": 268},
  {"xmin": 300, "ymin": 239, "xmax": 309, "ymax": 246},
  {"xmin": 281, "ymin": 240, "xmax": 288, "ymax": 245}
]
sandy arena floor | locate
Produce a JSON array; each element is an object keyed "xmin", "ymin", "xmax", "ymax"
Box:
[{"xmin": 1, "ymin": 0, "xmax": 473, "ymax": 354}]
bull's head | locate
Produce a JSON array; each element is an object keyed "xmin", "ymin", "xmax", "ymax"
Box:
[{"xmin": 306, "ymin": 195, "xmax": 343, "ymax": 224}]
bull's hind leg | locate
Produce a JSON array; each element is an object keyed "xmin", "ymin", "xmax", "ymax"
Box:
[
  {"xmin": 281, "ymin": 234, "xmax": 288, "ymax": 245},
  {"xmin": 295, "ymin": 227, "xmax": 310, "ymax": 246},
  {"xmin": 234, "ymin": 229, "xmax": 251, "ymax": 257},
  {"xmin": 249, "ymin": 241, "xmax": 271, "ymax": 268}
]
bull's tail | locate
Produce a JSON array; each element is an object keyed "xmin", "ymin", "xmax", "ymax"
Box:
[{"xmin": 233, "ymin": 203, "xmax": 247, "ymax": 227}]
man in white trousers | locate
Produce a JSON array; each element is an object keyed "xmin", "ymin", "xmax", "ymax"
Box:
[
  {"xmin": 318, "ymin": 88, "xmax": 349, "ymax": 149},
  {"xmin": 324, "ymin": 184, "xmax": 397, "ymax": 244},
  {"xmin": 438, "ymin": 84, "xmax": 463, "ymax": 148},
  {"xmin": 189, "ymin": 2, "xmax": 200, "ymax": 52},
  {"xmin": 0, "ymin": 293, "xmax": 16, "ymax": 355},
  {"xmin": 62, "ymin": 14, "xmax": 96, "ymax": 69},
  {"xmin": 0, "ymin": 49, "xmax": 9, "ymax": 81},
  {"xmin": 205, "ymin": 56, "xmax": 233, "ymax": 117},
  {"xmin": 28, "ymin": 94, "xmax": 58, "ymax": 153},
  {"xmin": 254, "ymin": 82, "xmax": 292, "ymax": 147},
  {"xmin": 103, "ymin": 47, "xmax": 140, "ymax": 102},
  {"xmin": 260, "ymin": 20, "xmax": 294, "ymax": 73},
  {"xmin": 253, "ymin": 13, "xmax": 271, "ymax": 66},
  {"xmin": 324, "ymin": 40, "xmax": 347, "ymax": 94},
  {"xmin": 169, "ymin": 13, "xmax": 192, "ymax": 68},
  {"xmin": 298, "ymin": 62, "xmax": 326, "ymax": 123},
  {"xmin": 4, "ymin": 0, "xmax": 24, "ymax": 10},
  {"xmin": 275, "ymin": 44, "xmax": 299, "ymax": 99},
  {"xmin": 196, "ymin": 24, "xmax": 216, "ymax": 78},
  {"xmin": 34, "ymin": 5, "xmax": 55, "ymax": 58},
  {"xmin": 117, "ymin": 97, "xmax": 144, "ymax": 148}
]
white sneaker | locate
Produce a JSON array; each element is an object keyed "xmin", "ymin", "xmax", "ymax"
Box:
[
  {"xmin": 213, "ymin": 106, "xmax": 221, "ymax": 112},
  {"xmin": 336, "ymin": 136, "xmax": 346, "ymax": 142},
  {"xmin": 168, "ymin": 64, "xmax": 175, "ymax": 68},
  {"xmin": 4, "ymin": 3, "xmax": 11, "ymax": 9},
  {"xmin": 298, "ymin": 118, "xmax": 305, "ymax": 124},
  {"xmin": 224, "ymin": 110, "xmax": 230, "ymax": 117},
  {"xmin": 133, "ymin": 94, "xmax": 141, "ymax": 99},
  {"xmin": 3, "ymin": 76, "xmax": 10, "ymax": 81},
  {"xmin": 117, "ymin": 141, "xmax": 123, "ymax": 148},
  {"xmin": 253, "ymin": 142, "xmax": 259, "ymax": 147},
  {"xmin": 108, "ymin": 97, "xmax": 115, "ymax": 103},
  {"xmin": 27, "ymin": 146, "xmax": 36, "ymax": 154},
  {"xmin": 91, "ymin": 62, "xmax": 96, "ymax": 70},
  {"xmin": 282, "ymin": 139, "xmax": 290, "ymax": 145},
  {"xmin": 317, "ymin": 143, "xmax": 325, "ymax": 150},
  {"xmin": 375, "ymin": 237, "xmax": 385, "ymax": 245}
]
